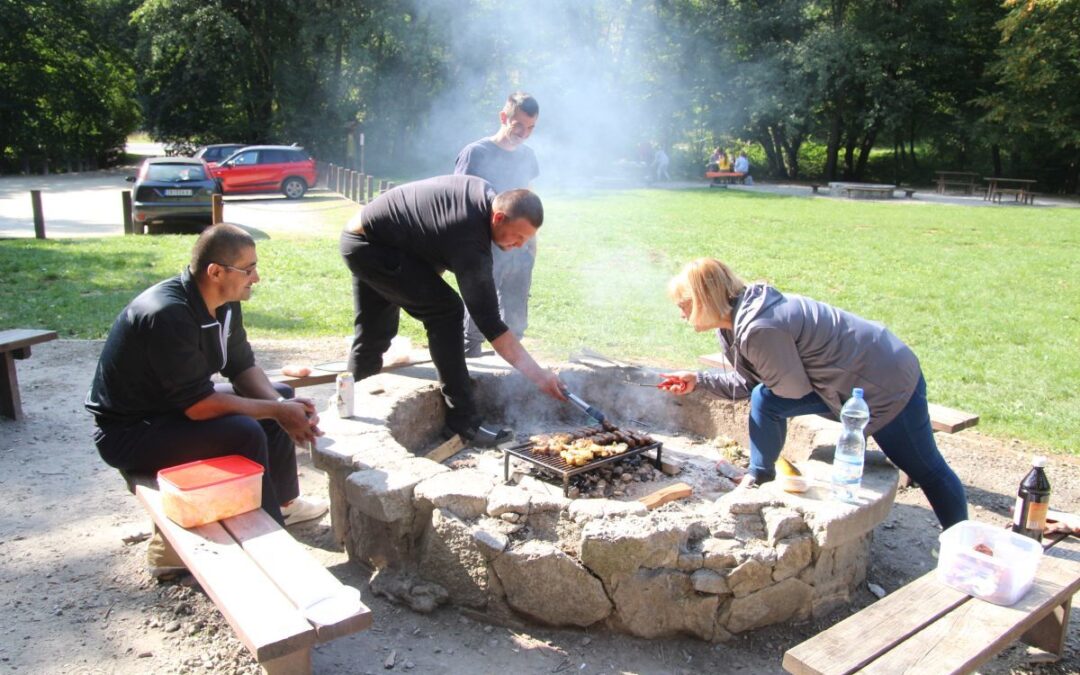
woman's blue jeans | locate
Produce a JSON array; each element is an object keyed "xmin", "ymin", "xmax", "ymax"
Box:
[{"xmin": 747, "ymin": 375, "xmax": 968, "ymax": 528}]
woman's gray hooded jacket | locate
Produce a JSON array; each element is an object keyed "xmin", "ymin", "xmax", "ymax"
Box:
[{"xmin": 696, "ymin": 283, "xmax": 921, "ymax": 435}]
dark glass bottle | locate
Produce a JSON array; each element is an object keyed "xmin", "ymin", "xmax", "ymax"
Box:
[{"xmin": 1012, "ymin": 455, "xmax": 1051, "ymax": 542}]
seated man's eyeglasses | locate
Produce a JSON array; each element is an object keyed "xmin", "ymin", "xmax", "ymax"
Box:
[{"xmin": 213, "ymin": 262, "xmax": 258, "ymax": 276}]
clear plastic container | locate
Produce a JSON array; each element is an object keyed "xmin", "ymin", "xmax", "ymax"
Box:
[
  {"xmin": 937, "ymin": 520, "xmax": 1043, "ymax": 605},
  {"xmin": 158, "ymin": 455, "xmax": 263, "ymax": 528}
]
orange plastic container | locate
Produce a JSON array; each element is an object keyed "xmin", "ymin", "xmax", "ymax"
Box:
[{"xmin": 158, "ymin": 455, "xmax": 263, "ymax": 527}]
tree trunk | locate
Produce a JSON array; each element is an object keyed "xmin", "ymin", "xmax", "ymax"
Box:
[
  {"xmin": 854, "ymin": 124, "xmax": 879, "ymax": 181},
  {"xmin": 843, "ymin": 134, "xmax": 856, "ymax": 180},
  {"xmin": 824, "ymin": 110, "xmax": 843, "ymax": 180},
  {"xmin": 991, "ymin": 144, "xmax": 1002, "ymax": 176}
]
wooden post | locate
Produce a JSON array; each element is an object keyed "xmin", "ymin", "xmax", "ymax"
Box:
[
  {"xmin": 366, "ymin": 175, "xmax": 374, "ymax": 202},
  {"xmin": 121, "ymin": 190, "xmax": 133, "ymax": 235},
  {"xmin": 378, "ymin": 179, "xmax": 388, "ymax": 193},
  {"xmin": 212, "ymin": 194, "xmax": 224, "ymax": 224},
  {"xmin": 336, "ymin": 167, "xmax": 344, "ymax": 195},
  {"xmin": 30, "ymin": 190, "xmax": 45, "ymax": 239},
  {"xmin": 386, "ymin": 181, "xmax": 396, "ymax": 191},
  {"xmin": 327, "ymin": 164, "xmax": 335, "ymax": 191},
  {"xmin": 353, "ymin": 171, "xmax": 362, "ymax": 203}
]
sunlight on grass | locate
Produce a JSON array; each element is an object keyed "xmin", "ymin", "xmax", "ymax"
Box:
[{"xmin": 1, "ymin": 189, "xmax": 1076, "ymax": 452}]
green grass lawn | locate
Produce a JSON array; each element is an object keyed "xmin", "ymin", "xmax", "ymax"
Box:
[{"xmin": 1, "ymin": 188, "xmax": 1076, "ymax": 453}]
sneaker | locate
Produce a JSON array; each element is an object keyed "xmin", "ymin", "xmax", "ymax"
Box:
[
  {"xmin": 281, "ymin": 495, "xmax": 328, "ymax": 527},
  {"xmin": 443, "ymin": 421, "xmax": 514, "ymax": 448}
]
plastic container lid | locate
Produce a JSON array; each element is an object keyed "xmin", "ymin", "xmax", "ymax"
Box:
[
  {"xmin": 1032, "ymin": 455, "xmax": 1047, "ymax": 468},
  {"xmin": 158, "ymin": 455, "xmax": 263, "ymax": 491},
  {"xmin": 852, "ymin": 387, "xmax": 864, "ymax": 398}
]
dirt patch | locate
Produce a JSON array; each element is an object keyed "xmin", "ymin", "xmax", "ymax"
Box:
[{"xmin": 1, "ymin": 339, "xmax": 1077, "ymax": 674}]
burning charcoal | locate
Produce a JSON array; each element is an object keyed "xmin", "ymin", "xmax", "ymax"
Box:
[
  {"xmin": 613, "ymin": 490, "xmax": 624, "ymax": 497},
  {"xmin": 621, "ymin": 473, "xmax": 634, "ymax": 483},
  {"xmin": 613, "ymin": 466, "xmax": 623, "ymax": 476},
  {"xmin": 567, "ymin": 486, "xmax": 581, "ymax": 499}
]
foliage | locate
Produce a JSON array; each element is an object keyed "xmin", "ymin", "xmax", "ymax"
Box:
[
  {"xmin": 2, "ymin": 190, "xmax": 1077, "ymax": 452},
  {"xmin": 0, "ymin": 0, "xmax": 140, "ymax": 171}
]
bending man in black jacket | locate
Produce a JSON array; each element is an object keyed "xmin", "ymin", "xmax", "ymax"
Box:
[{"xmin": 340, "ymin": 175, "xmax": 565, "ymax": 446}]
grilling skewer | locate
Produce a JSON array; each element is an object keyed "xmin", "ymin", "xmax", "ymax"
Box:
[{"xmin": 561, "ymin": 386, "xmax": 607, "ymax": 425}]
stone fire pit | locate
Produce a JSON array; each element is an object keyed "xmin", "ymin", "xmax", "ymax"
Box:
[{"xmin": 313, "ymin": 357, "xmax": 898, "ymax": 641}]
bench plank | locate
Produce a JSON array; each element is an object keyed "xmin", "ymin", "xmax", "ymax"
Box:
[
  {"xmin": 859, "ymin": 556, "xmax": 1080, "ymax": 674},
  {"xmin": 926, "ymin": 403, "xmax": 979, "ymax": 433},
  {"xmin": 0, "ymin": 328, "xmax": 58, "ymax": 352},
  {"xmin": 782, "ymin": 571, "xmax": 967, "ymax": 675},
  {"xmin": 267, "ymin": 348, "xmax": 432, "ymax": 388},
  {"xmin": 221, "ymin": 508, "xmax": 374, "ymax": 643},
  {"xmin": 136, "ymin": 487, "xmax": 316, "ymax": 662}
]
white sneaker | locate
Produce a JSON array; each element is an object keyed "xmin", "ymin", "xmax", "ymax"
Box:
[{"xmin": 281, "ymin": 495, "xmax": 328, "ymax": 526}]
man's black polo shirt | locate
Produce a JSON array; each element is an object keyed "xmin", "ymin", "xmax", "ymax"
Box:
[{"xmin": 86, "ymin": 267, "xmax": 255, "ymax": 427}]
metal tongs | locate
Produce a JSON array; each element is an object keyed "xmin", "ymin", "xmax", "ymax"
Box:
[{"xmin": 561, "ymin": 386, "xmax": 607, "ymax": 425}]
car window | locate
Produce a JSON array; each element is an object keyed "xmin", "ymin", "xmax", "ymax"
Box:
[
  {"xmin": 145, "ymin": 164, "xmax": 207, "ymax": 181},
  {"xmin": 231, "ymin": 150, "xmax": 259, "ymax": 166},
  {"xmin": 288, "ymin": 150, "xmax": 311, "ymax": 162},
  {"xmin": 260, "ymin": 150, "xmax": 288, "ymax": 164}
]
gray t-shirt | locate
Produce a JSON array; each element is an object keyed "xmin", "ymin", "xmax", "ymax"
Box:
[{"xmin": 454, "ymin": 139, "xmax": 539, "ymax": 192}]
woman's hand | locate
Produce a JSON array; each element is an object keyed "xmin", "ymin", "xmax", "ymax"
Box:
[{"xmin": 658, "ymin": 371, "xmax": 697, "ymax": 396}]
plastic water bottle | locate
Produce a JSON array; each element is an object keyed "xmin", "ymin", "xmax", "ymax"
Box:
[{"xmin": 832, "ymin": 388, "xmax": 870, "ymax": 503}]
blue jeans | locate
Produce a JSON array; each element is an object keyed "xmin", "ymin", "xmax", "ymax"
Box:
[{"xmin": 748, "ymin": 375, "xmax": 968, "ymax": 528}]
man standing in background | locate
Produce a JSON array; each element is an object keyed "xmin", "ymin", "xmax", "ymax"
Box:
[{"xmin": 454, "ymin": 91, "xmax": 540, "ymax": 357}]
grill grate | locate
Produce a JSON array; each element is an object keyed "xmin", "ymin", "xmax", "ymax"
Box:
[{"xmin": 502, "ymin": 429, "xmax": 663, "ymax": 497}]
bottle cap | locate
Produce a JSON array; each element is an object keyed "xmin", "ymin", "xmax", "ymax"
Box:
[
  {"xmin": 852, "ymin": 387, "xmax": 864, "ymax": 398},
  {"xmin": 1032, "ymin": 455, "xmax": 1047, "ymax": 468}
]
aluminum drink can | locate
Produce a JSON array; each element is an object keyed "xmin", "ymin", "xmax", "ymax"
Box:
[{"xmin": 335, "ymin": 372, "xmax": 355, "ymax": 418}]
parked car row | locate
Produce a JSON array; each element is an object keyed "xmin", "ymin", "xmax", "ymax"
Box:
[{"xmin": 127, "ymin": 143, "xmax": 319, "ymax": 232}]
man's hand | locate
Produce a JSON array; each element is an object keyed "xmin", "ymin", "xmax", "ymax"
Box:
[
  {"xmin": 659, "ymin": 371, "xmax": 697, "ymax": 396},
  {"xmin": 276, "ymin": 398, "xmax": 323, "ymax": 446},
  {"xmin": 532, "ymin": 369, "xmax": 567, "ymax": 401}
]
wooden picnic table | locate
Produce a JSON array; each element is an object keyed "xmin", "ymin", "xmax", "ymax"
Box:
[
  {"xmin": 983, "ymin": 177, "xmax": 1037, "ymax": 204},
  {"xmin": 935, "ymin": 171, "xmax": 980, "ymax": 195}
]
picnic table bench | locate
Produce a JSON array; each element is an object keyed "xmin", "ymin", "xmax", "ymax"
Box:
[
  {"xmin": 706, "ymin": 171, "xmax": 746, "ymax": 187},
  {"xmin": 936, "ymin": 171, "xmax": 980, "ymax": 196},
  {"xmin": 137, "ymin": 485, "xmax": 372, "ymax": 674},
  {"xmin": 783, "ymin": 537, "xmax": 1080, "ymax": 674},
  {"xmin": 984, "ymin": 177, "xmax": 1037, "ymax": 205},
  {"xmin": 1, "ymin": 328, "xmax": 58, "ymax": 420}
]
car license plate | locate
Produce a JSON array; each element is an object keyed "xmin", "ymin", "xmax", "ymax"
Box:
[{"xmin": 164, "ymin": 189, "xmax": 193, "ymax": 196}]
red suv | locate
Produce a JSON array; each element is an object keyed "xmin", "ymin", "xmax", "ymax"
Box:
[{"xmin": 210, "ymin": 145, "xmax": 318, "ymax": 199}]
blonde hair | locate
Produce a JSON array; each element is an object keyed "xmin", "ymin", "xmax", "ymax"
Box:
[{"xmin": 667, "ymin": 258, "xmax": 747, "ymax": 328}]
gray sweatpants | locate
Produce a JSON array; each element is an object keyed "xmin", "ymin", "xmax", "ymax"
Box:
[{"xmin": 463, "ymin": 238, "xmax": 536, "ymax": 355}]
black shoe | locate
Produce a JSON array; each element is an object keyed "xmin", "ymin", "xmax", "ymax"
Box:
[{"xmin": 444, "ymin": 421, "xmax": 514, "ymax": 448}]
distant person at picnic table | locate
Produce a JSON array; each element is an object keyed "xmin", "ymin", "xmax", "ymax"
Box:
[
  {"xmin": 454, "ymin": 91, "xmax": 541, "ymax": 358},
  {"xmin": 708, "ymin": 146, "xmax": 722, "ymax": 171},
  {"xmin": 659, "ymin": 258, "xmax": 968, "ymax": 529},
  {"xmin": 733, "ymin": 151, "xmax": 750, "ymax": 175},
  {"xmin": 340, "ymin": 175, "xmax": 566, "ymax": 447},
  {"xmin": 86, "ymin": 224, "xmax": 328, "ymax": 572},
  {"xmin": 716, "ymin": 150, "xmax": 731, "ymax": 171}
]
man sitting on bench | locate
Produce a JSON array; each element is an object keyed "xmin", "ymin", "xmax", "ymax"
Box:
[{"xmin": 86, "ymin": 224, "xmax": 328, "ymax": 574}]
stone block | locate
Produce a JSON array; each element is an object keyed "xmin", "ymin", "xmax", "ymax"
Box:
[
  {"xmin": 580, "ymin": 518, "xmax": 682, "ymax": 586},
  {"xmin": 677, "ymin": 551, "xmax": 704, "ymax": 571},
  {"xmin": 486, "ymin": 483, "xmax": 531, "ymax": 517},
  {"xmin": 417, "ymin": 508, "xmax": 489, "ymax": 608},
  {"xmin": 727, "ymin": 558, "xmax": 773, "ymax": 597},
  {"xmin": 472, "ymin": 523, "xmax": 509, "ymax": 559},
  {"xmin": 691, "ymin": 569, "xmax": 730, "ymax": 595},
  {"xmin": 414, "ymin": 468, "xmax": 497, "ymax": 520},
  {"xmin": 568, "ymin": 498, "xmax": 648, "ymax": 523},
  {"xmin": 726, "ymin": 577, "xmax": 813, "ymax": 633},
  {"xmin": 716, "ymin": 489, "xmax": 781, "ymax": 515},
  {"xmin": 773, "ymin": 535, "xmax": 813, "ymax": 582},
  {"xmin": 701, "ymin": 537, "xmax": 740, "ymax": 570},
  {"xmin": 610, "ymin": 568, "xmax": 719, "ymax": 641},
  {"xmin": 763, "ymin": 507, "xmax": 807, "ymax": 545},
  {"xmin": 345, "ymin": 458, "xmax": 448, "ymax": 522},
  {"xmin": 808, "ymin": 532, "xmax": 871, "ymax": 616},
  {"xmin": 492, "ymin": 540, "xmax": 612, "ymax": 627}
]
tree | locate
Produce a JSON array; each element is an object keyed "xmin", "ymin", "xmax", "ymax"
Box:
[{"xmin": 0, "ymin": 0, "xmax": 140, "ymax": 171}]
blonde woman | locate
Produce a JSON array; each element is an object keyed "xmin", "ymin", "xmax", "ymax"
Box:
[{"xmin": 662, "ymin": 258, "xmax": 968, "ymax": 529}]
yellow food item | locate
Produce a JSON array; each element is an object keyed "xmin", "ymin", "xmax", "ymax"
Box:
[{"xmin": 776, "ymin": 456, "xmax": 802, "ymax": 477}]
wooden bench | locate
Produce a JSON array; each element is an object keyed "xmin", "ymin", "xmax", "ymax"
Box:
[
  {"xmin": 706, "ymin": 171, "xmax": 746, "ymax": 187},
  {"xmin": 0, "ymin": 328, "xmax": 58, "ymax": 420},
  {"xmin": 783, "ymin": 546, "xmax": 1080, "ymax": 674},
  {"xmin": 697, "ymin": 353, "xmax": 980, "ymax": 435},
  {"xmin": 136, "ymin": 486, "xmax": 372, "ymax": 674},
  {"xmin": 901, "ymin": 188, "xmax": 916, "ymax": 198},
  {"xmin": 936, "ymin": 171, "xmax": 979, "ymax": 196},
  {"xmin": 992, "ymin": 188, "xmax": 1025, "ymax": 204},
  {"xmin": 266, "ymin": 348, "xmax": 433, "ymax": 389}
]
